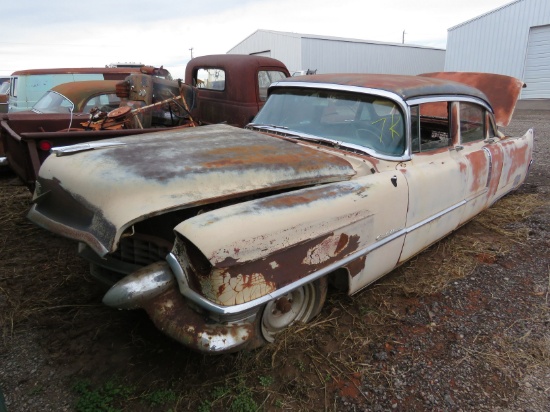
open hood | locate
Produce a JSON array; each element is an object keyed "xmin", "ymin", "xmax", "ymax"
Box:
[
  {"xmin": 29, "ymin": 124, "xmax": 356, "ymax": 255},
  {"xmin": 419, "ymin": 72, "xmax": 524, "ymax": 127}
]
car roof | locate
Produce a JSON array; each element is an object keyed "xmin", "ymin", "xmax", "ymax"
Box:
[
  {"xmin": 50, "ymin": 80, "xmax": 119, "ymax": 96},
  {"xmin": 11, "ymin": 67, "xmax": 139, "ymax": 76},
  {"xmin": 270, "ymin": 73, "xmax": 490, "ymax": 105},
  {"xmin": 47, "ymin": 80, "xmax": 120, "ymax": 111}
]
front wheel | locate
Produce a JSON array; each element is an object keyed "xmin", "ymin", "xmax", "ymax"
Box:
[{"xmin": 260, "ymin": 277, "xmax": 327, "ymax": 343}]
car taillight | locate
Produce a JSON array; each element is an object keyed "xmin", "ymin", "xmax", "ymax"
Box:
[{"xmin": 38, "ymin": 140, "xmax": 53, "ymax": 151}]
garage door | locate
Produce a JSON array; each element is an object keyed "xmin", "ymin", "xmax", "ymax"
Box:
[{"xmin": 522, "ymin": 25, "xmax": 550, "ymax": 99}]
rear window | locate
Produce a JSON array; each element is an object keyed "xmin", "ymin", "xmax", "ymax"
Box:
[
  {"xmin": 258, "ymin": 70, "xmax": 287, "ymax": 101},
  {"xmin": 195, "ymin": 68, "xmax": 225, "ymax": 90}
]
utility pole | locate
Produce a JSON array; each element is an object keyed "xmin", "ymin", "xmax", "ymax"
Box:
[
  {"xmin": 189, "ymin": 47, "xmax": 194, "ymax": 59},
  {"xmin": 402, "ymin": 30, "xmax": 406, "ymax": 44}
]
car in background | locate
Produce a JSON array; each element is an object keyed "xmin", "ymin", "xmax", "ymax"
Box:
[
  {"xmin": 31, "ymin": 80, "xmax": 120, "ymax": 114},
  {"xmin": 7, "ymin": 66, "xmax": 146, "ymax": 112}
]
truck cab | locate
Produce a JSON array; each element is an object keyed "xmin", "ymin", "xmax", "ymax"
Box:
[{"xmin": 185, "ymin": 54, "xmax": 290, "ymax": 127}]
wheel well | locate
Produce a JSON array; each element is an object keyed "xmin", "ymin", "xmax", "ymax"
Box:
[{"xmin": 328, "ymin": 267, "xmax": 350, "ymax": 292}]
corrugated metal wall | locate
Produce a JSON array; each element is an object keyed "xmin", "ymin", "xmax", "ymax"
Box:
[
  {"xmin": 445, "ymin": 0, "xmax": 550, "ymax": 98},
  {"xmin": 522, "ymin": 25, "xmax": 550, "ymax": 98},
  {"xmin": 301, "ymin": 38, "xmax": 445, "ymax": 75},
  {"xmin": 228, "ymin": 30, "xmax": 445, "ymax": 75},
  {"xmin": 228, "ymin": 31, "xmax": 303, "ymax": 73}
]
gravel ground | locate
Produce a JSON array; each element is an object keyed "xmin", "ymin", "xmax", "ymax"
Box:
[{"xmin": 0, "ymin": 108, "xmax": 549, "ymax": 411}]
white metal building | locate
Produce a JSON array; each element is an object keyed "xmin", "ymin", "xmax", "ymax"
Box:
[
  {"xmin": 228, "ymin": 30, "xmax": 446, "ymax": 76},
  {"xmin": 445, "ymin": 0, "xmax": 550, "ymax": 99}
]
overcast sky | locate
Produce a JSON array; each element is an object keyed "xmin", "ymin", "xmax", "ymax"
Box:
[{"xmin": 1, "ymin": 0, "xmax": 513, "ymax": 79}]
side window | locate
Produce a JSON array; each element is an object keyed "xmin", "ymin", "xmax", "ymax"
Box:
[
  {"xmin": 195, "ymin": 68, "xmax": 225, "ymax": 90},
  {"xmin": 83, "ymin": 93, "xmax": 121, "ymax": 113},
  {"xmin": 411, "ymin": 101, "xmax": 450, "ymax": 153},
  {"xmin": 258, "ymin": 70, "xmax": 287, "ymax": 101},
  {"xmin": 460, "ymin": 102, "xmax": 485, "ymax": 143}
]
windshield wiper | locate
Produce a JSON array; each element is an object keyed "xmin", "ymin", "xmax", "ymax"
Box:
[{"xmin": 247, "ymin": 123, "xmax": 288, "ymax": 130}]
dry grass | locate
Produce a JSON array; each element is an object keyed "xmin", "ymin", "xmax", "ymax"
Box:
[
  {"xmin": 1, "ymin": 177, "xmax": 547, "ymax": 410},
  {"xmin": 378, "ymin": 193, "xmax": 544, "ymax": 297},
  {"xmin": 211, "ymin": 191, "xmax": 548, "ymax": 409}
]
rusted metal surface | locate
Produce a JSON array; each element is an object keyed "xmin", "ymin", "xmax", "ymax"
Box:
[
  {"xmin": 3, "ymin": 55, "xmax": 288, "ymax": 188},
  {"xmin": 141, "ymin": 286, "xmax": 257, "ymax": 353},
  {"xmin": 185, "ymin": 54, "xmax": 290, "ymax": 127},
  {"xmin": 0, "ymin": 93, "xmax": 8, "ymax": 114},
  {"xmin": 10, "ymin": 67, "xmax": 141, "ymax": 77},
  {"xmin": 272, "ymin": 73, "xmax": 490, "ymax": 103},
  {"xmin": 1, "ymin": 73, "xmax": 194, "ymax": 188},
  {"xmin": 420, "ymin": 72, "xmax": 523, "ymax": 127},
  {"xmin": 175, "ymin": 172, "xmax": 408, "ymax": 306},
  {"xmin": 26, "ymin": 73, "xmax": 535, "ymax": 353},
  {"xmin": 39, "ymin": 80, "xmax": 120, "ymax": 112},
  {"xmin": 495, "ymin": 130, "xmax": 534, "ymax": 197},
  {"xmin": 30, "ymin": 124, "xmax": 357, "ymax": 256}
]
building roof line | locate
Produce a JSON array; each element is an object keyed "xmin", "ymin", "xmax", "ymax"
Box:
[
  {"xmin": 448, "ymin": 0, "xmax": 524, "ymax": 31},
  {"xmin": 229, "ymin": 29, "xmax": 445, "ymax": 52}
]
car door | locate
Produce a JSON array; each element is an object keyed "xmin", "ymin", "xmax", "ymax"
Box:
[
  {"xmin": 398, "ymin": 100, "xmax": 469, "ymax": 263},
  {"xmin": 454, "ymin": 101, "xmax": 496, "ymax": 224}
]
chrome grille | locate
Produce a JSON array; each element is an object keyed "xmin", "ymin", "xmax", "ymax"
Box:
[{"xmin": 112, "ymin": 234, "xmax": 173, "ymax": 266}]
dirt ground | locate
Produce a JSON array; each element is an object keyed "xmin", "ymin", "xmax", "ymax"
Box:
[{"xmin": 0, "ymin": 109, "xmax": 549, "ymax": 411}]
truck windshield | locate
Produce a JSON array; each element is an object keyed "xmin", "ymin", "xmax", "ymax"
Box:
[
  {"xmin": 252, "ymin": 88, "xmax": 406, "ymax": 156},
  {"xmin": 32, "ymin": 91, "xmax": 74, "ymax": 114}
]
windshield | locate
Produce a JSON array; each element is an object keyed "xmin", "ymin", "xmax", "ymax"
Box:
[
  {"xmin": 0, "ymin": 82, "xmax": 9, "ymax": 94},
  {"xmin": 32, "ymin": 91, "xmax": 74, "ymax": 114},
  {"xmin": 252, "ymin": 88, "xmax": 406, "ymax": 156}
]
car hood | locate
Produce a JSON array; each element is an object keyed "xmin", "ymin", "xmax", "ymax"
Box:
[
  {"xmin": 29, "ymin": 124, "xmax": 357, "ymax": 256},
  {"xmin": 419, "ymin": 72, "xmax": 524, "ymax": 127}
]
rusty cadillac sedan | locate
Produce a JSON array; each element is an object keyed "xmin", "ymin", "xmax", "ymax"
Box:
[{"xmin": 27, "ymin": 72, "xmax": 533, "ymax": 353}]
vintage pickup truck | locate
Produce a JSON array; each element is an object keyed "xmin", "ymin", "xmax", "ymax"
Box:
[
  {"xmin": 0, "ymin": 55, "xmax": 290, "ymax": 188},
  {"xmin": 27, "ymin": 71, "xmax": 533, "ymax": 354}
]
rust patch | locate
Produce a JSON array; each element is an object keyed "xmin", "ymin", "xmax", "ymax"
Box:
[
  {"xmin": 465, "ymin": 150, "xmax": 488, "ymax": 193},
  {"xmin": 335, "ymin": 233, "xmax": 350, "ymax": 254},
  {"xmin": 102, "ymin": 125, "xmax": 355, "ymax": 183},
  {"xmin": 500, "ymin": 140, "xmax": 530, "ymax": 184},
  {"xmin": 485, "ymin": 145, "xmax": 504, "ymax": 198},
  {"xmin": 205, "ymin": 232, "xmax": 361, "ymax": 302},
  {"xmin": 345, "ymin": 255, "xmax": 367, "ymax": 278},
  {"xmin": 142, "ymin": 287, "xmax": 255, "ymax": 353}
]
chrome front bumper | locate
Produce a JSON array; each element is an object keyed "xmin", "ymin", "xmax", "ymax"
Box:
[{"xmin": 102, "ymin": 260, "xmax": 258, "ymax": 353}]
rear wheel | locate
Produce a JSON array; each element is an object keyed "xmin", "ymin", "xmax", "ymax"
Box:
[{"xmin": 260, "ymin": 277, "xmax": 327, "ymax": 343}]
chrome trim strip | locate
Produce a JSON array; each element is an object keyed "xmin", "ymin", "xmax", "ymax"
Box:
[
  {"xmin": 405, "ymin": 201, "xmax": 466, "ymax": 234},
  {"xmin": 168, "ymin": 199, "xmax": 467, "ymax": 316},
  {"xmin": 482, "ymin": 147, "xmax": 493, "ymax": 188},
  {"xmin": 51, "ymin": 141, "xmax": 126, "ymax": 156},
  {"xmin": 167, "ymin": 227, "xmax": 407, "ymax": 316},
  {"xmin": 406, "ymin": 96, "xmax": 493, "ymax": 113}
]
